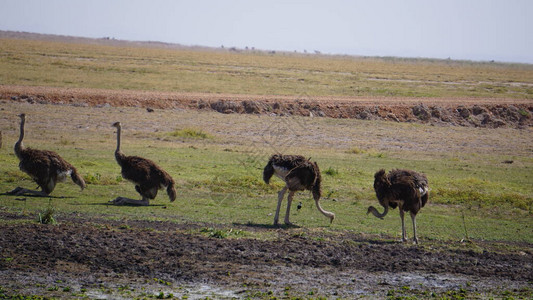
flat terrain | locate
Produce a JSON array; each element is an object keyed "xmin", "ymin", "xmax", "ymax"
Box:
[
  {"xmin": 0, "ymin": 32, "xmax": 532, "ymax": 299},
  {"xmin": 0, "ymin": 97, "xmax": 531, "ymax": 299}
]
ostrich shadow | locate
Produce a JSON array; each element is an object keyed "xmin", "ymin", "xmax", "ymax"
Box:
[
  {"xmin": 0, "ymin": 192, "xmax": 74, "ymax": 199},
  {"xmin": 77, "ymin": 202, "xmax": 167, "ymax": 207},
  {"xmin": 233, "ymin": 222, "xmax": 302, "ymax": 230}
]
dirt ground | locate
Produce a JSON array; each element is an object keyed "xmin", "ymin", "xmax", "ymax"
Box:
[
  {"xmin": 0, "ymin": 210, "xmax": 532, "ymax": 299},
  {"xmin": 1, "ymin": 85, "xmax": 532, "ymax": 129},
  {"xmin": 0, "ymin": 86, "xmax": 532, "ymax": 298}
]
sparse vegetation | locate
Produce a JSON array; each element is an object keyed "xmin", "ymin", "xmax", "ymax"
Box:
[
  {"xmin": 1, "ymin": 38, "xmax": 532, "ymax": 98},
  {"xmin": 37, "ymin": 200, "xmax": 56, "ymax": 225},
  {"xmin": 200, "ymin": 227, "xmax": 245, "ymax": 239},
  {"xmin": 169, "ymin": 128, "xmax": 213, "ymax": 140},
  {"xmin": 324, "ymin": 166, "xmax": 339, "ymax": 176}
]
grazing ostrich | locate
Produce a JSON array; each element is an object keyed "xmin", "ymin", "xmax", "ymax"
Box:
[
  {"xmin": 111, "ymin": 122, "xmax": 176, "ymax": 206},
  {"xmin": 367, "ymin": 169, "xmax": 429, "ymax": 244},
  {"xmin": 263, "ymin": 154, "xmax": 335, "ymax": 225},
  {"xmin": 8, "ymin": 113, "xmax": 86, "ymax": 196}
]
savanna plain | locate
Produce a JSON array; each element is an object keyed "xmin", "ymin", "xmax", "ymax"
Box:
[{"xmin": 0, "ymin": 34, "xmax": 532, "ymax": 299}]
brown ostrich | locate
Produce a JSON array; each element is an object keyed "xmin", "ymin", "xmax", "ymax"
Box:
[
  {"xmin": 110, "ymin": 122, "xmax": 176, "ymax": 206},
  {"xmin": 8, "ymin": 113, "xmax": 86, "ymax": 196},
  {"xmin": 263, "ymin": 154, "xmax": 335, "ymax": 226},
  {"xmin": 367, "ymin": 169, "xmax": 429, "ymax": 244}
]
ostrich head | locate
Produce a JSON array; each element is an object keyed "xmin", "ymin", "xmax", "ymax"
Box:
[
  {"xmin": 112, "ymin": 121, "xmax": 121, "ymax": 129},
  {"xmin": 367, "ymin": 169, "xmax": 391, "ymax": 219},
  {"xmin": 373, "ymin": 169, "xmax": 391, "ymax": 200}
]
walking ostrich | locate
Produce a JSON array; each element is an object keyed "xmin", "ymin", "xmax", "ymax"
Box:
[
  {"xmin": 263, "ymin": 154, "xmax": 335, "ymax": 225},
  {"xmin": 110, "ymin": 122, "xmax": 176, "ymax": 206},
  {"xmin": 8, "ymin": 113, "xmax": 86, "ymax": 196},
  {"xmin": 367, "ymin": 169, "xmax": 429, "ymax": 244}
]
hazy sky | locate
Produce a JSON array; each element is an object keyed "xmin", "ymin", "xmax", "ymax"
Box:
[{"xmin": 1, "ymin": 0, "xmax": 532, "ymax": 63}]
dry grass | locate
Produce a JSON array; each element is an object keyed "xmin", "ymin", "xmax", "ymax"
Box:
[{"xmin": 1, "ymin": 38, "xmax": 533, "ymax": 98}]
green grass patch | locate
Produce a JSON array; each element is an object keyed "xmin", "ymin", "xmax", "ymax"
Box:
[
  {"xmin": 169, "ymin": 128, "xmax": 213, "ymax": 140},
  {"xmin": 0, "ymin": 100, "xmax": 531, "ymax": 245}
]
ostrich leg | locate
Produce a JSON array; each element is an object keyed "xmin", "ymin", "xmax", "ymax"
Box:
[
  {"xmin": 284, "ymin": 190, "xmax": 295, "ymax": 225},
  {"xmin": 411, "ymin": 211, "xmax": 419, "ymax": 244},
  {"xmin": 399, "ymin": 209, "xmax": 407, "ymax": 242},
  {"xmin": 274, "ymin": 186, "xmax": 288, "ymax": 225}
]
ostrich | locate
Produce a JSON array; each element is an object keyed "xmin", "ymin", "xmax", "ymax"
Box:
[
  {"xmin": 263, "ymin": 154, "xmax": 335, "ymax": 225},
  {"xmin": 367, "ymin": 169, "xmax": 429, "ymax": 244},
  {"xmin": 8, "ymin": 113, "xmax": 86, "ymax": 196},
  {"xmin": 111, "ymin": 122, "xmax": 176, "ymax": 206}
]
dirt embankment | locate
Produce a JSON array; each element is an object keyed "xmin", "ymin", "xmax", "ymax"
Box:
[{"xmin": 2, "ymin": 85, "xmax": 532, "ymax": 128}]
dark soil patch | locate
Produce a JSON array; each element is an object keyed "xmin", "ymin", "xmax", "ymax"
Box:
[{"xmin": 0, "ymin": 211, "xmax": 531, "ymax": 298}]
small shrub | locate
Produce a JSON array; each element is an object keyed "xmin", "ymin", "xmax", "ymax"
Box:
[
  {"xmin": 169, "ymin": 128, "xmax": 213, "ymax": 139},
  {"xmin": 324, "ymin": 167, "xmax": 339, "ymax": 176},
  {"xmin": 38, "ymin": 200, "xmax": 57, "ymax": 225},
  {"xmin": 201, "ymin": 227, "xmax": 228, "ymax": 239},
  {"xmin": 84, "ymin": 173, "xmax": 101, "ymax": 184}
]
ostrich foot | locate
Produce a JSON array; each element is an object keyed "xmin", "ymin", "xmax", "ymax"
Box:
[
  {"xmin": 110, "ymin": 197, "xmax": 149, "ymax": 206},
  {"xmin": 6, "ymin": 187, "xmax": 48, "ymax": 197},
  {"xmin": 6, "ymin": 187, "xmax": 24, "ymax": 195},
  {"xmin": 413, "ymin": 237, "xmax": 419, "ymax": 245}
]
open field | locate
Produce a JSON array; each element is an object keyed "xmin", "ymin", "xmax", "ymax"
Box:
[
  {"xmin": 1, "ymin": 32, "xmax": 533, "ymax": 100},
  {"xmin": 0, "ymin": 32, "xmax": 532, "ymax": 298},
  {"xmin": 1, "ymin": 32, "xmax": 532, "ymax": 130},
  {"xmin": 0, "ymin": 99, "xmax": 532, "ymax": 299}
]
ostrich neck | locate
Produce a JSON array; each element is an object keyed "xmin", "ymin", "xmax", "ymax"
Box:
[
  {"xmin": 115, "ymin": 126, "xmax": 121, "ymax": 154},
  {"xmin": 114, "ymin": 126, "xmax": 125, "ymax": 163},
  {"xmin": 14, "ymin": 118, "xmax": 25, "ymax": 157},
  {"xmin": 314, "ymin": 198, "xmax": 335, "ymax": 219},
  {"xmin": 370, "ymin": 205, "xmax": 389, "ymax": 218}
]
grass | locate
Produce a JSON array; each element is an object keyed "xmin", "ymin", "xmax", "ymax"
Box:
[
  {"xmin": 168, "ymin": 127, "xmax": 213, "ymax": 140},
  {"xmin": 37, "ymin": 199, "xmax": 57, "ymax": 225},
  {"xmin": 0, "ymin": 102, "xmax": 531, "ymax": 245},
  {"xmin": 1, "ymin": 38, "xmax": 533, "ymax": 98}
]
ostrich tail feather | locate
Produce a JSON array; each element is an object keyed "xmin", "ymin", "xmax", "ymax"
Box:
[
  {"xmin": 167, "ymin": 183, "xmax": 177, "ymax": 202},
  {"xmin": 71, "ymin": 169, "xmax": 86, "ymax": 191}
]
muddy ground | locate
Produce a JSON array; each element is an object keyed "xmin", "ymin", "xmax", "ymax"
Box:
[
  {"xmin": 0, "ymin": 210, "xmax": 532, "ymax": 299},
  {"xmin": 1, "ymin": 85, "xmax": 532, "ymax": 129}
]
